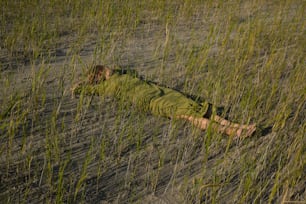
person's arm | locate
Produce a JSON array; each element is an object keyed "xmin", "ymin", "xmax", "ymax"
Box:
[
  {"xmin": 72, "ymin": 84, "xmax": 97, "ymax": 96},
  {"xmin": 71, "ymin": 80, "xmax": 111, "ymax": 98}
]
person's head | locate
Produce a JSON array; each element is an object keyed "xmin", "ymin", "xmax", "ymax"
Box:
[{"xmin": 87, "ymin": 65, "xmax": 113, "ymax": 84}]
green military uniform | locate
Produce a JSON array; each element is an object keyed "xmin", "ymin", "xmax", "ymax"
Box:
[{"xmin": 75, "ymin": 73, "xmax": 209, "ymax": 118}]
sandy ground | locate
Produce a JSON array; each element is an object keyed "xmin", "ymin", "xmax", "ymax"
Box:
[{"xmin": 0, "ymin": 14, "xmax": 304, "ymax": 203}]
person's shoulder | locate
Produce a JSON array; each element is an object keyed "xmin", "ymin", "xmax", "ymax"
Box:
[
  {"xmin": 113, "ymin": 69, "xmax": 139, "ymax": 77},
  {"xmin": 108, "ymin": 73, "xmax": 136, "ymax": 84}
]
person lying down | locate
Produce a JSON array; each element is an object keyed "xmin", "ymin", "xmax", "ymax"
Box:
[{"xmin": 72, "ymin": 65, "xmax": 256, "ymax": 138}]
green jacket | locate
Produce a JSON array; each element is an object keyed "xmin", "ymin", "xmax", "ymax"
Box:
[{"xmin": 75, "ymin": 73, "xmax": 209, "ymax": 118}]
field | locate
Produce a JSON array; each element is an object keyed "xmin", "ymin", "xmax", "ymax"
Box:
[{"xmin": 0, "ymin": 0, "xmax": 305, "ymax": 203}]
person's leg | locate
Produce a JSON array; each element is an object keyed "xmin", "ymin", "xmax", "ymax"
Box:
[
  {"xmin": 211, "ymin": 115, "xmax": 251, "ymax": 129},
  {"xmin": 203, "ymin": 104, "xmax": 252, "ymax": 129},
  {"xmin": 211, "ymin": 115, "xmax": 256, "ymax": 137},
  {"xmin": 177, "ymin": 115, "xmax": 256, "ymax": 138}
]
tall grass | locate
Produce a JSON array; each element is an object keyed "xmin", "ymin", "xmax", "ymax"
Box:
[{"xmin": 0, "ymin": 0, "xmax": 305, "ymax": 203}]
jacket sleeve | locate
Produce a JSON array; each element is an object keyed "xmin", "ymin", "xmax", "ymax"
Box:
[
  {"xmin": 73, "ymin": 84, "xmax": 99, "ymax": 95},
  {"xmin": 74, "ymin": 82, "xmax": 119, "ymax": 97}
]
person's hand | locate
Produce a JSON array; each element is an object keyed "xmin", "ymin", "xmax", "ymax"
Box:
[{"xmin": 71, "ymin": 82, "xmax": 83, "ymax": 99}]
